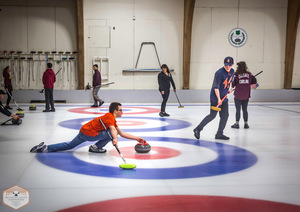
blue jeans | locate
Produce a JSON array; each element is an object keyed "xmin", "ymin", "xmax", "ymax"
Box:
[
  {"xmin": 93, "ymin": 86, "xmax": 102, "ymax": 105},
  {"xmin": 47, "ymin": 130, "xmax": 111, "ymax": 152}
]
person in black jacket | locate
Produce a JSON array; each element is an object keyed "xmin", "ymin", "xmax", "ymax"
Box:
[
  {"xmin": 158, "ymin": 64, "xmax": 176, "ymax": 117},
  {"xmin": 0, "ymin": 90, "xmax": 19, "ymax": 120}
]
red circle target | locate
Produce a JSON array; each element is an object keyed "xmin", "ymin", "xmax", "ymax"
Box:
[
  {"xmin": 117, "ymin": 120, "xmax": 146, "ymax": 126},
  {"xmin": 68, "ymin": 106, "xmax": 160, "ymax": 115},
  {"xmin": 59, "ymin": 195, "xmax": 300, "ymax": 212},
  {"xmin": 109, "ymin": 146, "xmax": 180, "ymax": 160}
]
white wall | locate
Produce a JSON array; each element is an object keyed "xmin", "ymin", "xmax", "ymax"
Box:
[
  {"xmin": 83, "ymin": 0, "xmax": 184, "ymax": 90},
  {"xmin": 0, "ymin": 0, "xmax": 77, "ymax": 90},
  {"xmin": 190, "ymin": 0, "xmax": 288, "ymax": 89},
  {"xmin": 1, "ymin": 0, "xmax": 299, "ymax": 91}
]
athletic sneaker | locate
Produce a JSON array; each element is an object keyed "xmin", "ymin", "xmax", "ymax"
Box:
[
  {"xmin": 163, "ymin": 112, "xmax": 170, "ymax": 117},
  {"xmin": 193, "ymin": 128, "xmax": 200, "ymax": 139},
  {"xmin": 99, "ymin": 101, "xmax": 105, "ymax": 107},
  {"xmin": 30, "ymin": 142, "xmax": 46, "ymax": 153},
  {"xmin": 43, "ymin": 110, "xmax": 50, "ymax": 112},
  {"xmin": 231, "ymin": 123, "xmax": 239, "ymax": 129},
  {"xmin": 5, "ymin": 106, "xmax": 13, "ymax": 110},
  {"xmin": 244, "ymin": 123, "xmax": 249, "ymax": 129},
  {"xmin": 89, "ymin": 145, "xmax": 107, "ymax": 153},
  {"xmin": 50, "ymin": 108, "xmax": 55, "ymax": 112},
  {"xmin": 159, "ymin": 112, "xmax": 164, "ymax": 117},
  {"xmin": 91, "ymin": 105, "xmax": 98, "ymax": 107},
  {"xmin": 215, "ymin": 134, "xmax": 230, "ymax": 140}
]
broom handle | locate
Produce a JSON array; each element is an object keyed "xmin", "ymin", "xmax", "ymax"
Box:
[
  {"xmin": 216, "ymin": 94, "xmax": 228, "ymax": 107},
  {"xmin": 55, "ymin": 68, "xmax": 62, "ymax": 76},
  {"xmin": 99, "ymin": 118, "xmax": 127, "ymax": 164},
  {"xmin": 254, "ymin": 71, "xmax": 263, "ymax": 77},
  {"xmin": 174, "ymin": 91, "xmax": 182, "ymax": 106},
  {"xmin": 216, "ymin": 87, "xmax": 236, "ymax": 107}
]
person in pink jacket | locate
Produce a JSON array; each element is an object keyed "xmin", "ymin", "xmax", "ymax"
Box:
[{"xmin": 42, "ymin": 63, "xmax": 56, "ymax": 112}]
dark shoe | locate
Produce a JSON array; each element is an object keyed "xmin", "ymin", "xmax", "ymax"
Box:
[
  {"xmin": 43, "ymin": 110, "xmax": 50, "ymax": 112},
  {"xmin": 99, "ymin": 101, "xmax": 104, "ymax": 107},
  {"xmin": 30, "ymin": 142, "xmax": 46, "ymax": 153},
  {"xmin": 5, "ymin": 106, "xmax": 13, "ymax": 110},
  {"xmin": 163, "ymin": 112, "xmax": 170, "ymax": 117},
  {"xmin": 231, "ymin": 123, "xmax": 239, "ymax": 129},
  {"xmin": 91, "ymin": 105, "xmax": 99, "ymax": 107},
  {"xmin": 50, "ymin": 109, "xmax": 55, "ymax": 112},
  {"xmin": 89, "ymin": 145, "xmax": 107, "ymax": 153},
  {"xmin": 193, "ymin": 128, "xmax": 200, "ymax": 139},
  {"xmin": 159, "ymin": 112, "xmax": 164, "ymax": 117},
  {"xmin": 244, "ymin": 123, "xmax": 249, "ymax": 129},
  {"xmin": 215, "ymin": 134, "xmax": 230, "ymax": 140}
]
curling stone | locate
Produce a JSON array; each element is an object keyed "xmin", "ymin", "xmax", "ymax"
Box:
[
  {"xmin": 85, "ymin": 83, "xmax": 92, "ymax": 91},
  {"xmin": 135, "ymin": 141, "xmax": 151, "ymax": 153},
  {"xmin": 12, "ymin": 118, "xmax": 22, "ymax": 125},
  {"xmin": 16, "ymin": 111, "xmax": 24, "ymax": 118},
  {"xmin": 29, "ymin": 104, "xmax": 37, "ymax": 110}
]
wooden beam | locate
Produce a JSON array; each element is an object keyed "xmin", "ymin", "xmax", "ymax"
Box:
[
  {"xmin": 77, "ymin": 0, "xmax": 84, "ymax": 89},
  {"xmin": 284, "ymin": 0, "xmax": 300, "ymax": 89},
  {"xmin": 182, "ymin": 0, "xmax": 195, "ymax": 89}
]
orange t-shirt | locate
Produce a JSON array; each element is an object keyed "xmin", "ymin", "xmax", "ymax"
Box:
[{"xmin": 80, "ymin": 113, "xmax": 118, "ymax": 137}]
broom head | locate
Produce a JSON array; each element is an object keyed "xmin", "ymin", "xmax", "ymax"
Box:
[{"xmin": 211, "ymin": 106, "xmax": 221, "ymax": 111}]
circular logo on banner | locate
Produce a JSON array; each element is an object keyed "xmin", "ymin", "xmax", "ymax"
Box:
[
  {"xmin": 228, "ymin": 28, "xmax": 247, "ymax": 47},
  {"xmin": 36, "ymin": 136, "xmax": 257, "ymax": 179}
]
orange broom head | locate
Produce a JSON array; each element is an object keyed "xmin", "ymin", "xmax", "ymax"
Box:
[
  {"xmin": 178, "ymin": 105, "xmax": 184, "ymax": 108},
  {"xmin": 211, "ymin": 106, "xmax": 221, "ymax": 111}
]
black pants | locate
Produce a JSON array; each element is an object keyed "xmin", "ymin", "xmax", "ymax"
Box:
[
  {"xmin": 196, "ymin": 101, "xmax": 229, "ymax": 135},
  {"xmin": 6, "ymin": 87, "xmax": 12, "ymax": 106},
  {"xmin": 45, "ymin": 88, "xmax": 54, "ymax": 110},
  {"xmin": 234, "ymin": 98, "xmax": 249, "ymax": 122},
  {"xmin": 160, "ymin": 89, "xmax": 170, "ymax": 112}
]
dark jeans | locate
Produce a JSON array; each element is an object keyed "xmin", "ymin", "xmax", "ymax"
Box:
[
  {"xmin": 45, "ymin": 88, "xmax": 54, "ymax": 110},
  {"xmin": 160, "ymin": 89, "xmax": 170, "ymax": 112},
  {"xmin": 47, "ymin": 131, "xmax": 111, "ymax": 152},
  {"xmin": 234, "ymin": 98, "xmax": 249, "ymax": 122},
  {"xmin": 196, "ymin": 101, "xmax": 229, "ymax": 135},
  {"xmin": 6, "ymin": 87, "xmax": 12, "ymax": 106}
]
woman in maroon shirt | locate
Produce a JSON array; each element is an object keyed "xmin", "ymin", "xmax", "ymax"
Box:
[
  {"xmin": 231, "ymin": 61, "xmax": 257, "ymax": 129},
  {"xmin": 2, "ymin": 66, "xmax": 13, "ymax": 110}
]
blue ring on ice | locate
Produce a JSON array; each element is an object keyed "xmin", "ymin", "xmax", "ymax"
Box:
[{"xmin": 37, "ymin": 136, "xmax": 257, "ymax": 179}]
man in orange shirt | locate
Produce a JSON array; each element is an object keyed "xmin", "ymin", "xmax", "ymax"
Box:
[{"xmin": 30, "ymin": 102, "xmax": 145, "ymax": 153}]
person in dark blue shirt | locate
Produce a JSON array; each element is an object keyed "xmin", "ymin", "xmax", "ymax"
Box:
[{"xmin": 193, "ymin": 56, "xmax": 234, "ymax": 140}]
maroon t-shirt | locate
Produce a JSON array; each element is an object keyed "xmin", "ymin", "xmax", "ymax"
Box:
[
  {"xmin": 232, "ymin": 72, "xmax": 256, "ymax": 100},
  {"xmin": 4, "ymin": 72, "xmax": 12, "ymax": 90}
]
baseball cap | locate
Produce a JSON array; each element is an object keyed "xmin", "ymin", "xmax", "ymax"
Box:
[
  {"xmin": 0, "ymin": 90, "xmax": 7, "ymax": 95},
  {"xmin": 224, "ymin": 56, "xmax": 234, "ymax": 66}
]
